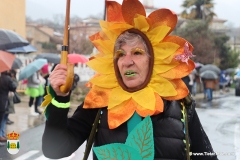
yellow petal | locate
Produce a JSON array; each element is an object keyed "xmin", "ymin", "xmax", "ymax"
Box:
[
  {"xmin": 91, "ymin": 39, "xmax": 114, "ymax": 57},
  {"xmin": 90, "ymin": 74, "xmax": 118, "ymax": 88},
  {"xmin": 133, "ymin": 15, "xmax": 149, "ymax": 32},
  {"xmin": 41, "ymin": 100, "xmax": 50, "ymax": 107},
  {"xmin": 100, "ymin": 21, "xmax": 132, "ymax": 42},
  {"xmin": 107, "ymin": 22, "xmax": 132, "ymax": 31},
  {"xmin": 153, "ymin": 62, "xmax": 178, "ymax": 74},
  {"xmin": 132, "ymin": 87, "xmax": 155, "ymax": 111},
  {"xmin": 149, "ymin": 76, "xmax": 177, "ymax": 97},
  {"xmin": 154, "ymin": 42, "xmax": 179, "ymax": 61},
  {"xmin": 87, "ymin": 57, "xmax": 114, "ymax": 74},
  {"xmin": 147, "ymin": 26, "xmax": 170, "ymax": 45},
  {"xmin": 108, "ymin": 87, "xmax": 131, "ymax": 109}
]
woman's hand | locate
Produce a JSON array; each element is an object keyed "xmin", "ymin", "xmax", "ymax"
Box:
[{"xmin": 49, "ymin": 64, "xmax": 69, "ymax": 97}]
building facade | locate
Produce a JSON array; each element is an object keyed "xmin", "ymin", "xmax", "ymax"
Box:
[{"xmin": 0, "ymin": 0, "xmax": 26, "ymax": 38}]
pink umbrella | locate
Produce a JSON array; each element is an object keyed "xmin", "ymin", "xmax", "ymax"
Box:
[
  {"xmin": 0, "ymin": 50, "xmax": 15, "ymax": 73},
  {"xmin": 68, "ymin": 53, "xmax": 88, "ymax": 64}
]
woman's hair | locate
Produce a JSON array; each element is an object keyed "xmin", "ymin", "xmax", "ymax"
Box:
[
  {"xmin": 1, "ymin": 71, "xmax": 9, "ymax": 75},
  {"xmin": 10, "ymin": 69, "xmax": 17, "ymax": 78},
  {"xmin": 114, "ymin": 31, "xmax": 149, "ymax": 59}
]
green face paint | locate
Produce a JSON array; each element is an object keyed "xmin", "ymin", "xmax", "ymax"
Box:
[{"xmin": 125, "ymin": 70, "xmax": 136, "ymax": 77}]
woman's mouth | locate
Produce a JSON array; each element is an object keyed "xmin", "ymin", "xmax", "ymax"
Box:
[{"xmin": 124, "ymin": 70, "xmax": 136, "ymax": 77}]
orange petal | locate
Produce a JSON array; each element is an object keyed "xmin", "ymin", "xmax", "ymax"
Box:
[
  {"xmin": 85, "ymin": 81, "xmax": 92, "ymax": 88},
  {"xmin": 106, "ymin": 1, "xmax": 124, "ymax": 22},
  {"xmin": 163, "ymin": 35, "xmax": 194, "ymax": 53},
  {"xmin": 148, "ymin": 9, "xmax": 177, "ymax": 35},
  {"xmin": 163, "ymin": 79, "xmax": 189, "ymax": 100},
  {"xmin": 122, "ymin": 0, "xmax": 146, "ymax": 25},
  {"xmin": 89, "ymin": 30, "xmax": 109, "ymax": 42},
  {"xmin": 159, "ymin": 60, "xmax": 195, "ymax": 79},
  {"xmin": 108, "ymin": 99, "xmax": 136, "ymax": 129},
  {"xmin": 154, "ymin": 93, "xmax": 164, "ymax": 114},
  {"xmin": 83, "ymin": 86, "xmax": 111, "ymax": 109},
  {"xmin": 89, "ymin": 32, "xmax": 102, "ymax": 42}
]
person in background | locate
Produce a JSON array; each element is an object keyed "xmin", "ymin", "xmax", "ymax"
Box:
[
  {"xmin": 42, "ymin": 1, "xmax": 217, "ymax": 159},
  {"xmin": 192, "ymin": 72, "xmax": 200, "ymax": 96},
  {"xmin": 201, "ymin": 77, "xmax": 207, "ymax": 99},
  {"xmin": 37, "ymin": 64, "xmax": 49, "ymax": 107},
  {"xmin": 25, "ymin": 69, "xmax": 45, "ymax": 116},
  {"xmin": 6, "ymin": 70, "xmax": 18, "ymax": 124},
  {"xmin": 203, "ymin": 79, "xmax": 218, "ymax": 101},
  {"xmin": 189, "ymin": 73, "xmax": 195, "ymax": 94},
  {"xmin": 225, "ymin": 73, "xmax": 232, "ymax": 92},
  {"xmin": 219, "ymin": 71, "xmax": 227, "ymax": 94},
  {"xmin": 0, "ymin": 70, "xmax": 18, "ymax": 139},
  {"xmin": 182, "ymin": 74, "xmax": 194, "ymax": 94},
  {"xmin": 71, "ymin": 74, "xmax": 80, "ymax": 91},
  {"xmin": 0, "ymin": 70, "xmax": 16, "ymax": 144}
]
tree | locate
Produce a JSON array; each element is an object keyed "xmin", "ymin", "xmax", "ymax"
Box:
[
  {"xmin": 181, "ymin": 0, "xmax": 216, "ymax": 21},
  {"xmin": 214, "ymin": 35, "xmax": 240, "ymax": 69},
  {"xmin": 69, "ymin": 31, "xmax": 94, "ymax": 55},
  {"xmin": 42, "ymin": 42, "xmax": 58, "ymax": 53},
  {"xmin": 174, "ymin": 20, "xmax": 215, "ymax": 64},
  {"xmin": 174, "ymin": 20, "xmax": 239, "ymax": 69}
]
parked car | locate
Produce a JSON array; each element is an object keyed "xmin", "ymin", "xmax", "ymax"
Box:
[{"xmin": 235, "ymin": 78, "xmax": 240, "ymax": 96}]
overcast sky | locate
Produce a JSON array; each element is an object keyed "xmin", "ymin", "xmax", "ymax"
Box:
[{"xmin": 26, "ymin": 0, "xmax": 240, "ymax": 27}]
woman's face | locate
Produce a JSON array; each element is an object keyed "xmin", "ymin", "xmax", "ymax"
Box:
[{"xmin": 116, "ymin": 43, "xmax": 149, "ymax": 89}]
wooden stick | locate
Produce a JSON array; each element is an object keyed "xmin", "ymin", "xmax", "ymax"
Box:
[{"xmin": 60, "ymin": 0, "xmax": 74, "ymax": 93}]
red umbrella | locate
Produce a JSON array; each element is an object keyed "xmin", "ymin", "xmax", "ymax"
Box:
[
  {"xmin": 0, "ymin": 50, "xmax": 15, "ymax": 72},
  {"xmin": 68, "ymin": 53, "xmax": 88, "ymax": 64}
]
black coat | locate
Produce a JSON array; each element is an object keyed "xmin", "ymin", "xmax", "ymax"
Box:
[
  {"xmin": 0, "ymin": 73, "xmax": 17, "ymax": 112},
  {"xmin": 42, "ymin": 94, "xmax": 218, "ymax": 160}
]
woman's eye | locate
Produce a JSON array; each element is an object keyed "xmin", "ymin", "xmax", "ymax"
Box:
[
  {"xmin": 131, "ymin": 48, "xmax": 145, "ymax": 56},
  {"xmin": 115, "ymin": 50, "xmax": 125, "ymax": 59},
  {"xmin": 118, "ymin": 53, "xmax": 125, "ymax": 58},
  {"xmin": 134, "ymin": 51, "xmax": 142, "ymax": 55}
]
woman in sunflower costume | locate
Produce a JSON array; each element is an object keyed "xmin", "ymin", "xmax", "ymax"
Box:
[{"xmin": 42, "ymin": 1, "xmax": 218, "ymax": 160}]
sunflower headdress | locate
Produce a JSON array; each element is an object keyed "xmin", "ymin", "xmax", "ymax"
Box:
[{"xmin": 84, "ymin": 0, "xmax": 195, "ymax": 129}]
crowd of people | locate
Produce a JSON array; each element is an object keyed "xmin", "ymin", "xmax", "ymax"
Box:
[
  {"xmin": 183, "ymin": 68, "xmax": 235, "ymax": 101},
  {"xmin": 0, "ymin": 62, "xmax": 81, "ymax": 145},
  {"xmin": 0, "ymin": 70, "xmax": 17, "ymax": 144}
]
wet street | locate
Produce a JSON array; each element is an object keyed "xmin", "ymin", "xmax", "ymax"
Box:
[
  {"xmin": 0, "ymin": 89, "xmax": 239, "ymax": 160},
  {"xmin": 195, "ymin": 92, "xmax": 240, "ymax": 160}
]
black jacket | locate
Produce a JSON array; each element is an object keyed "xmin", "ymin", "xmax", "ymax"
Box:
[
  {"xmin": 0, "ymin": 73, "xmax": 17, "ymax": 112},
  {"xmin": 42, "ymin": 95, "xmax": 218, "ymax": 160}
]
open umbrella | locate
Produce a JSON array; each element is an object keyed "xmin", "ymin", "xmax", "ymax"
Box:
[
  {"xmin": 0, "ymin": 50, "xmax": 15, "ymax": 72},
  {"xmin": 191, "ymin": 69, "xmax": 197, "ymax": 75},
  {"xmin": 0, "ymin": 29, "xmax": 29, "ymax": 50},
  {"xmin": 7, "ymin": 44, "xmax": 37, "ymax": 54},
  {"xmin": 34, "ymin": 53, "xmax": 60, "ymax": 64},
  {"xmin": 200, "ymin": 70, "xmax": 218, "ymax": 79},
  {"xmin": 18, "ymin": 58, "xmax": 47, "ymax": 81},
  {"xmin": 225, "ymin": 68, "xmax": 236, "ymax": 74},
  {"xmin": 236, "ymin": 71, "xmax": 240, "ymax": 77},
  {"xmin": 68, "ymin": 53, "xmax": 88, "ymax": 64},
  {"xmin": 199, "ymin": 64, "xmax": 221, "ymax": 75},
  {"xmin": 12, "ymin": 57, "xmax": 23, "ymax": 69},
  {"xmin": 195, "ymin": 62, "xmax": 204, "ymax": 69}
]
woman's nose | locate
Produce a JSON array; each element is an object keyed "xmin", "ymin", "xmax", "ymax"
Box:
[{"xmin": 122, "ymin": 54, "xmax": 134, "ymax": 66}]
